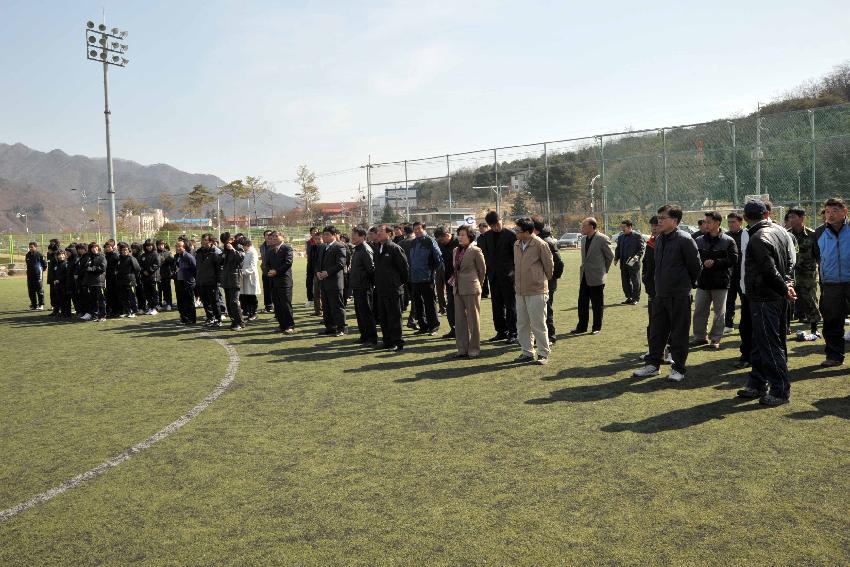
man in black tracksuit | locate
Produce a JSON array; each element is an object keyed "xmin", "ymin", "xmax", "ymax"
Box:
[
  {"xmin": 259, "ymin": 230, "xmax": 274, "ymax": 313},
  {"xmin": 25, "ymin": 242, "xmax": 47, "ymax": 310},
  {"xmin": 219, "ymin": 232, "xmax": 245, "ymax": 330},
  {"xmin": 195, "ymin": 234, "xmax": 223, "ymax": 327},
  {"xmin": 139, "ymin": 239, "xmax": 161, "ymax": 313},
  {"xmin": 435, "ymin": 226, "xmax": 459, "ymax": 339},
  {"xmin": 614, "ymin": 220, "xmax": 645, "ymax": 304},
  {"xmin": 350, "ymin": 227, "xmax": 378, "ymax": 344},
  {"xmin": 724, "ymin": 212, "xmax": 745, "ymax": 330},
  {"xmin": 374, "ymin": 225, "xmax": 410, "ymax": 351},
  {"xmin": 156, "ymin": 240, "xmax": 174, "ymax": 310},
  {"xmin": 104, "ymin": 241, "xmax": 121, "ymax": 317},
  {"xmin": 633, "ymin": 205, "xmax": 702, "ymax": 382},
  {"xmin": 479, "ymin": 211, "xmax": 518, "ymax": 343},
  {"xmin": 46, "ymin": 239, "xmax": 61, "ymax": 314}
]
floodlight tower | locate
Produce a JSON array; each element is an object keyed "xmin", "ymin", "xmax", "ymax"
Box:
[{"xmin": 84, "ymin": 19, "xmax": 129, "ymax": 241}]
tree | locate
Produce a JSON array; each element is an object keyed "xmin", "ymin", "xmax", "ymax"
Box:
[
  {"xmin": 184, "ymin": 184, "xmax": 216, "ymax": 216},
  {"xmin": 119, "ymin": 197, "xmax": 147, "ymax": 217},
  {"xmin": 219, "ymin": 179, "xmax": 251, "ymax": 230},
  {"xmin": 158, "ymin": 191, "xmax": 175, "ymax": 212},
  {"xmin": 381, "ymin": 203, "xmax": 399, "ymax": 223},
  {"xmin": 244, "ymin": 175, "xmax": 269, "ymax": 227},
  {"xmin": 295, "ymin": 165, "xmax": 320, "ymax": 224},
  {"xmin": 511, "ymin": 191, "xmax": 534, "ymax": 217}
]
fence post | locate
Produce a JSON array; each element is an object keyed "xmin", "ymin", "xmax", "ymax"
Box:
[
  {"xmin": 446, "ymin": 155, "xmax": 453, "ymax": 225},
  {"xmin": 729, "ymin": 121, "xmax": 738, "ymax": 207},
  {"xmin": 662, "ymin": 128, "xmax": 668, "ymax": 204},
  {"xmin": 544, "ymin": 142, "xmax": 551, "ymax": 222},
  {"xmin": 598, "ymin": 135, "xmax": 608, "ymax": 233},
  {"xmin": 809, "ymin": 109, "xmax": 816, "ymax": 207},
  {"xmin": 404, "ymin": 160, "xmax": 410, "ymax": 222},
  {"xmin": 493, "ymin": 148, "xmax": 501, "ymax": 217}
]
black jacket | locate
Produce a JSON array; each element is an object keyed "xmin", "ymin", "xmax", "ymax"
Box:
[
  {"xmin": 695, "ymin": 232, "xmax": 738, "ymax": 290},
  {"xmin": 654, "ymin": 228, "xmax": 702, "ymax": 298},
  {"xmin": 642, "ymin": 238, "xmax": 657, "ymax": 298},
  {"xmin": 195, "ymin": 245, "xmax": 222, "ymax": 286},
  {"xmin": 438, "ymin": 237, "xmax": 459, "ymax": 281},
  {"xmin": 479, "ymin": 228, "xmax": 516, "ymax": 280},
  {"xmin": 350, "ymin": 242, "xmax": 375, "ymax": 290},
  {"xmin": 140, "ymin": 250, "xmax": 161, "ymax": 283},
  {"xmin": 159, "ymin": 249, "xmax": 175, "ymax": 279},
  {"xmin": 265, "ymin": 243, "xmax": 294, "ymax": 289},
  {"xmin": 25, "ymin": 250, "xmax": 46, "ymax": 278},
  {"xmin": 540, "ymin": 229, "xmax": 565, "ymax": 290},
  {"xmin": 219, "ymin": 246, "xmax": 245, "ymax": 289},
  {"xmin": 105, "ymin": 250, "xmax": 120, "ymax": 282},
  {"xmin": 745, "ymin": 220, "xmax": 793, "ymax": 302},
  {"xmin": 318, "ymin": 241, "xmax": 347, "ymax": 290},
  {"xmin": 374, "ymin": 240, "xmax": 409, "ymax": 295},
  {"xmin": 726, "ymin": 229, "xmax": 744, "ymax": 275},
  {"xmin": 615, "ymin": 232, "xmax": 645, "ymax": 264},
  {"xmin": 81, "ymin": 252, "xmax": 107, "ymax": 288},
  {"xmin": 54, "ymin": 261, "xmax": 69, "ymax": 287},
  {"xmin": 116, "ymin": 254, "xmax": 141, "ymax": 286}
]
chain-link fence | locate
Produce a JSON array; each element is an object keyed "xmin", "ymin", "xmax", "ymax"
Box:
[{"xmin": 365, "ymin": 103, "xmax": 850, "ymax": 233}]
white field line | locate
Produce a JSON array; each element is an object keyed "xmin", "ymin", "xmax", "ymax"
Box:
[{"xmin": 0, "ymin": 334, "xmax": 239, "ymax": 523}]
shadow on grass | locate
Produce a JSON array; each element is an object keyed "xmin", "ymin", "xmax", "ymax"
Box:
[
  {"xmin": 785, "ymin": 395, "xmax": 850, "ymax": 420},
  {"xmin": 600, "ymin": 397, "xmax": 765, "ymax": 433},
  {"xmin": 394, "ymin": 354, "xmax": 515, "ymax": 383}
]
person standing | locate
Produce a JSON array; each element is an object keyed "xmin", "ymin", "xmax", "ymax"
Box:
[
  {"xmin": 239, "ymin": 239, "xmax": 262, "ymax": 321},
  {"xmin": 435, "ymin": 226, "xmax": 459, "ymax": 339},
  {"xmin": 349, "ymin": 227, "xmax": 378, "ymax": 345},
  {"xmin": 614, "ymin": 220, "xmax": 644, "ymax": 304},
  {"xmin": 156, "ymin": 240, "xmax": 174, "ymax": 311},
  {"xmin": 46, "ymin": 239, "xmax": 61, "ymax": 315},
  {"xmin": 219, "ymin": 232, "xmax": 245, "ymax": 331},
  {"xmin": 724, "ymin": 212, "xmax": 745, "ymax": 333},
  {"xmin": 572, "ymin": 217, "xmax": 614, "ymax": 335},
  {"xmin": 640, "ymin": 216, "xmax": 672, "ymax": 362},
  {"xmin": 81, "ymin": 242, "xmax": 108, "ymax": 322},
  {"xmin": 115, "ymin": 243, "xmax": 141, "ymax": 318},
  {"xmin": 103, "ymin": 241, "xmax": 120, "ymax": 317},
  {"xmin": 633, "ymin": 205, "xmax": 702, "ymax": 382},
  {"xmin": 691, "ymin": 211, "xmax": 738, "ymax": 349},
  {"xmin": 786, "ymin": 208, "xmax": 820, "ymax": 336},
  {"xmin": 398, "ymin": 225, "xmax": 417, "ymax": 328},
  {"xmin": 309, "ymin": 231, "xmax": 325, "ymax": 317},
  {"xmin": 316, "ymin": 226, "xmax": 347, "ymax": 336},
  {"xmin": 304, "ymin": 227, "xmax": 319, "ymax": 309},
  {"xmin": 174, "ymin": 240, "xmax": 197, "ymax": 325},
  {"xmin": 407, "ymin": 222, "xmax": 443, "ymax": 335},
  {"xmin": 531, "ymin": 215, "xmax": 564, "ymax": 345},
  {"xmin": 265, "ymin": 230, "xmax": 295, "ymax": 334},
  {"xmin": 812, "ymin": 198, "xmax": 850, "ymax": 367},
  {"xmin": 736, "ymin": 200, "xmax": 796, "ymax": 406},
  {"xmin": 139, "ymin": 239, "xmax": 161, "ymax": 315},
  {"xmin": 512, "ymin": 218, "xmax": 555, "ymax": 364},
  {"xmin": 476, "ymin": 222, "xmax": 491, "ymax": 299},
  {"xmin": 452, "ymin": 225, "xmax": 486, "ymax": 358},
  {"xmin": 195, "ymin": 234, "xmax": 223, "ymax": 327},
  {"xmin": 53, "ymin": 248, "xmax": 71, "ymax": 319},
  {"xmin": 479, "ymin": 211, "xmax": 518, "ymax": 343},
  {"xmin": 259, "ymin": 230, "xmax": 274, "ymax": 313},
  {"xmin": 24, "ymin": 242, "xmax": 47, "ymax": 310},
  {"xmin": 374, "ymin": 225, "xmax": 410, "ymax": 351}
]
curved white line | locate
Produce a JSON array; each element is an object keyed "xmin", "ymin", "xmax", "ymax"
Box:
[{"xmin": 0, "ymin": 334, "xmax": 239, "ymax": 523}]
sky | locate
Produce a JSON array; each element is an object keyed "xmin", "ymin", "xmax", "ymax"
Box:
[{"xmin": 1, "ymin": 0, "xmax": 848, "ymax": 201}]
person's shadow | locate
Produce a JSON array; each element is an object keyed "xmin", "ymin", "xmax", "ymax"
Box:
[
  {"xmin": 600, "ymin": 397, "xmax": 765, "ymax": 433},
  {"xmin": 785, "ymin": 395, "xmax": 850, "ymax": 421}
]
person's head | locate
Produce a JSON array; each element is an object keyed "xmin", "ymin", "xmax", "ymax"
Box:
[
  {"xmin": 703, "ymin": 211, "xmax": 722, "ymax": 236},
  {"xmin": 580, "ymin": 217, "xmax": 598, "ymax": 236},
  {"xmin": 403, "ymin": 225, "xmax": 414, "ymax": 238},
  {"xmin": 219, "ymin": 232, "xmax": 234, "ymax": 247},
  {"xmin": 786, "ymin": 208, "xmax": 806, "ymax": 231},
  {"xmin": 155, "ymin": 239, "xmax": 165, "ymax": 251},
  {"xmin": 393, "ymin": 225, "xmax": 403, "ymax": 237},
  {"xmin": 824, "ymin": 197, "xmax": 847, "ymax": 226},
  {"xmin": 485, "ymin": 211, "xmax": 501, "ymax": 231},
  {"xmin": 269, "ymin": 230, "xmax": 284, "ymax": 246},
  {"xmin": 321, "ymin": 226, "xmax": 338, "ymax": 243},
  {"xmin": 118, "ymin": 243, "xmax": 131, "ymax": 256},
  {"xmin": 656, "ymin": 205, "xmax": 683, "ymax": 234},
  {"xmin": 743, "ymin": 200, "xmax": 769, "ymax": 225},
  {"xmin": 242, "ymin": 239, "xmax": 253, "ymax": 250},
  {"xmin": 200, "ymin": 233, "xmax": 214, "ymax": 248},
  {"xmin": 103, "ymin": 241, "xmax": 113, "ymax": 253},
  {"xmin": 697, "ymin": 219, "xmax": 707, "ymax": 234},
  {"xmin": 727, "ymin": 212, "xmax": 743, "ymax": 233},
  {"xmin": 175, "ymin": 240, "xmax": 185, "ymax": 254},
  {"xmin": 412, "ymin": 221, "xmax": 427, "ymax": 238},
  {"xmin": 367, "ymin": 226, "xmax": 378, "ymax": 242},
  {"xmin": 649, "ymin": 215, "xmax": 660, "ymax": 237},
  {"xmin": 143, "ymin": 239, "xmax": 154, "ymax": 251},
  {"xmin": 620, "ymin": 219, "xmax": 633, "ymax": 235},
  {"xmin": 377, "ymin": 224, "xmax": 392, "ymax": 243},
  {"xmin": 308, "ymin": 226, "xmax": 319, "ymax": 237},
  {"xmin": 457, "ymin": 225, "xmax": 478, "ymax": 247},
  {"xmin": 56, "ymin": 249, "xmax": 67, "ymax": 262},
  {"xmin": 530, "ymin": 214, "xmax": 546, "ymax": 235},
  {"xmin": 28, "ymin": 241, "xmax": 38, "ymax": 251},
  {"xmin": 351, "ymin": 227, "xmax": 367, "ymax": 245},
  {"xmin": 89, "ymin": 242, "xmax": 101, "ymax": 254},
  {"xmin": 106, "ymin": 238, "xmax": 115, "ymax": 247},
  {"xmin": 433, "ymin": 226, "xmax": 451, "ymax": 245},
  {"xmin": 478, "ymin": 222, "xmax": 489, "ymax": 234},
  {"xmin": 76, "ymin": 243, "xmax": 88, "ymax": 254},
  {"xmin": 514, "ymin": 217, "xmax": 535, "ymax": 242}
]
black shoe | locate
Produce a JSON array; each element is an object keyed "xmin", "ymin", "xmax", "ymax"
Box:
[
  {"xmin": 230, "ymin": 324, "xmax": 243, "ymax": 331},
  {"xmin": 334, "ymin": 330, "xmax": 345, "ymax": 337},
  {"xmin": 590, "ymin": 330, "xmax": 601, "ymax": 335},
  {"xmin": 387, "ymin": 344, "xmax": 403, "ymax": 352},
  {"xmin": 442, "ymin": 330, "xmax": 456, "ymax": 339},
  {"xmin": 317, "ymin": 329, "xmax": 334, "ymax": 336},
  {"xmin": 569, "ymin": 329, "xmax": 586, "ymax": 335},
  {"xmin": 548, "ymin": 336, "xmax": 557, "ymax": 345},
  {"xmin": 414, "ymin": 328, "xmax": 428, "ymax": 335},
  {"xmin": 428, "ymin": 327, "xmax": 440, "ymax": 336},
  {"xmin": 620, "ymin": 300, "xmax": 631, "ymax": 305},
  {"xmin": 820, "ymin": 358, "xmax": 842, "ymax": 367},
  {"xmin": 209, "ymin": 321, "xmax": 221, "ymax": 328},
  {"xmin": 487, "ymin": 334, "xmax": 506, "ymax": 342},
  {"xmin": 733, "ymin": 358, "xmax": 750, "ymax": 369},
  {"xmin": 505, "ymin": 336, "xmax": 518, "ymax": 345},
  {"xmin": 513, "ymin": 354, "xmax": 534, "ymax": 363},
  {"xmin": 759, "ymin": 394, "xmax": 789, "ymax": 407},
  {"xmin": 452, "ymin": 353, "xmax": 468, "ymax": 359},
  {"xmin": 736, "ymin": 386, "xmax": 765, "ymax": 399}
]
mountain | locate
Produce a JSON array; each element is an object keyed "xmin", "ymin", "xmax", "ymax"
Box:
[{"xmin": 0, "ymin": 143, "xmax": 298, "ymax": 232}]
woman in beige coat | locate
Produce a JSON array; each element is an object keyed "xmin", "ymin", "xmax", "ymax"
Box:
[{"xmin": 451, "ymin": 225, "xmax": 487, "ymax": 358}]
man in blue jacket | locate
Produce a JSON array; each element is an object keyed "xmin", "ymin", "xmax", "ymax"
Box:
[
  {"xmin": 25, "ymin": 241, "xmax": 47, "ymax": 310},
  {"xmin": 812, "ymin": 197, "xmax": 850, "ymax": 367},
  {"xmin": 614, "ymin": 220, "xmax": 645, "ymax": 304},
  {"xmin": 408, "ymin": 221, "xmax": 444, "ymax": 335}
]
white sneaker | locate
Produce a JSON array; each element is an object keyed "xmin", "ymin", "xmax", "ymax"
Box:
[
  {"xmin": 639, "ymin": 352, "xmax": 650, "ymax": 361},
  {"xmin": 304, "ymin": 301, "xmax": 313, "ymax": 308},
  {"xmin": 79, "ymin": 313, "xmax": 93, "ymax": 321},
  {"xmin": 667, "ymin": 370, "xmax": 685, "ymax": 382},
  {"xmin": 723, "ymin": 326, "xmax": 734, "ymax": 334},
  {"xmin": 35, "ymin": 305, "xmax": 44, "ymax": 311},
  {"xmin": 194, "ymin": 300, "xmax": 202, "ymax": 308},
  {"xmin": 633, "ymin": 365, "xmax": 659, "ymax": 377},
  {"xmin": 664, "ymin": 351, "xmax": 674, "ymax": 365},
  {"xmin": 149, "ymin": 308, "xmax": 158, "ymax": 315},
  {"xmin": 844, "ymin": 330, "xmax": 850, "ymax": 342},
  {"xmin": 136, "ymin": 309, "xmax": 145, "ymax": 315},
  {"xmin": 165, "ymin": 305, "xmax": 172, "ymax": 311},
  {"xmin": 127, "ymin": 313, "xmax": 136, "ymax": 318}
]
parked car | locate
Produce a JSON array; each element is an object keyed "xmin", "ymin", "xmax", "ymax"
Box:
[{"xmin": 557, "ymin": 232, "xmax": 581, "ymax": 249}]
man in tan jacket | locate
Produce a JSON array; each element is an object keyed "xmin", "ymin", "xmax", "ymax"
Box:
[
  {"xmin": 572, "ymin": 217, "xmax": 614, "ymax": 335},
  {"xmin": 513, "ymin": 217, "xmax": 555, "ymax": 365}
]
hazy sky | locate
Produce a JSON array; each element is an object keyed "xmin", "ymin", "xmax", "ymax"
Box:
[{"xmin": 2, "ymin": 0, "xmax": 848, "ymax": 200}]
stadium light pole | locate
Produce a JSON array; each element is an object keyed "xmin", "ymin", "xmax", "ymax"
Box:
[{"xmin": 84, "ymin": 19, "xmax": 129, "ymax": 242}]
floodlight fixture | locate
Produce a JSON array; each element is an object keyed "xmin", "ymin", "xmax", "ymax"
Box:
[
  {"xmin": 120, "ymin": 44, "xmax": 128, "ymax": 52},
  {"xmin": 88, "ymin": 35, "xmax": 95, "ymax": 43},
  {"xmin": 121, "ymin": 58, "xmax": 129, "ymax": 65},
  {"xmin": 98, "ymin": 23, "xmax": 106, "ymax": 31},
  {"xmin": 112, "ymin": 55, "xmax": 119, "ymax": 63},
  {"xmin": 111, "ymin": 27, "xmax": 119, "ymax": 35},
  {"xmin": 87, "ymin": 21, "xmax": 94, "ymax": 28},
  {"xmin": 89, "ymin": 49, "xmax": 97, "ymax": 57}
]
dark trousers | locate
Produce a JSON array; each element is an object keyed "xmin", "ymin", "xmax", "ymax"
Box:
[
  {"xmin": 27, "ymin": 277, "xmax": 44, "ymax": 307},
  {"xmin": 546, "ymin": 284, "xmax": 556, "ymax": 340},
  {"xmin": 412, "ymin": 281, "xmax": 440, "ymax": 331},
  {"xmin": 376, "ymin": 291, "xmax": 405, "ymax": 347},
  {"xmin": 725, "ymin": 282, "xmax": 739, "ymax": 327},
  {"xmin": 223, "ymin": 288, "xmax": 243, "ymax": 326},
  {"xmin": 446, "ymin": 284, "xmax": 455, "ymax": 329},
  {"xmin": 739, "ymin": 293, "xmax": 752, "ymax": 362},
  {"xmin": 647, "ymin": 294, "xmax": 692, "ymax": 374},
  {"xmin": 88, "ymin": 286, "xmax": 106, "ymax": 318},
  {"xmin": 106, "ymin": 278, "xmax": 120, "ymax": 315},
  {"xmin": 821, "ymin": 283, "xmax": 850, "ymax": 362},
  {"xmin": 321, "ymin": 285, "xmax": 346, "ymax": 331},
  {"xmin": 176, "ymin": 280, "xmax": 196, "ymax": 323},
  {"xmin": 142, "ymin": 280, "xmax": 158, "ymax": 310},
  {"xmin": 76, "ymin": 285, "xmax": 90, "ymax": 316},
  {"xmin": 49, "ymin": 281, "xmax": 58, "ymax": 311},
  {"xmin": 271, "ymin": 285, "xmax": 294, "ymax": 331},
  {"xmin": 646, "ymin": 296, "xmax": 654, "ymax": 342},
  {"xmin": 262, "ymin": 273, "xmax": 273, "ymax": 309},
  {"xmin": 576, "ymin": 276, "xmax": 604, "ymax": 332},
  {"xmin": 240, "ymin": 294, "xmax": 258, "ymax": 317},
  {"xmin": 489, "ymin": 275, "xmax": 517, "ymax": 337},
  {"xmin": 158, "ymin": 278, "xmax": 173, "ymax": 307},
  {"xmin": 199, "ymin": 284, "xmax": 221, "ymax": 321},
  {"xmin": 353, "ymin": 287, "xmax": 378, "ymax": 341},
  {"xmin": 620, "ymin": 264, "xmax": 641, "ymax": 301},
  {"xmin": 58, "ymin": 285, "xmax": 71, "ymax": 317},
  {"xmin": 746, "ymin": 299, "xmax": 790, "ymax": 399},
  {"xmin": 120, "ymin": 285, "xmax": 138, "ymax": 316},
  {"xmin": 305, "ymin": 271, "xmax": 314, "ymax": 302},
  {"xmin": 481, "ymin": 275, "xmax": 490, "ymax": 298},
  {"xmin": 135, "ymin": 281, "xmax": 146, "ymax": 311}
]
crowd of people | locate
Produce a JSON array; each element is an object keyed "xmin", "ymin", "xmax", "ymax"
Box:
[{"xmin": 23, "ymin": 197, "xmax": 849, "ymax": 407}]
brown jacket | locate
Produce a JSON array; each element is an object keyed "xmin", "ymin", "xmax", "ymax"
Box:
[
  {"xmin": 513, "ymin": 235, "xmax": 554, "ymax": 295},
  {"xmin": 452, "ymin": 245, "xmax": 486, "ymax": 295}
]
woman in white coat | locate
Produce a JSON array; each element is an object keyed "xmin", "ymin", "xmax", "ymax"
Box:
[{"xmin": 239, "ymin": 238, "xmax": 262, "ymax": 320}]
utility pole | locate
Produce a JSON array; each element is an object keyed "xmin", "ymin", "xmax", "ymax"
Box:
[
  {"xmin": 543, "ymin": 142, "xmax": 551, "ymax": 221},
  {"xmin": 446, "ymin": 155, "xmax": 453, "ymax": 226},
  {"xmin": 493, "ymin": 149, "xmax": 501, "ymax": 216},
  {"xmin": 755, "ymin": 103, "xmax": 762, "ymax": 195}
]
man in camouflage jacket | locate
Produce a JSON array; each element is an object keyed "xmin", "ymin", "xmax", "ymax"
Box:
[{"xmin": 786, "ymin": 208, "xmax": 820, "ymax": 334}]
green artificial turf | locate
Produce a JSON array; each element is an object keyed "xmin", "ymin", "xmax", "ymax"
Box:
[{"xmin": 0, "ymin": 253, "xmax": 848, "ymax": 566}]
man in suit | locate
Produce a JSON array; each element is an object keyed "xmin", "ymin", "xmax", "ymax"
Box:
[
  {"xmin": 479, "ymin": 211, "xmax": 518, "ymax": 344},
  {"xmin": 571, "ymin": 217, "xmax": 614, "ymax": 335},
  {"xmin": 350, "ymin": 227, "xmax": 377, "ymax": 345},
  {"xmin": 374, "ymin": 224, "xmax": 410, "ymax": 351},
  {"xmin": 316, "ymin": 225, "xmax": 348, "ymax": 336},
  {"xmin": 614, "ymin": 219, "xmax": 645, "ymax": 304},
  {"xmin": 265, "ymin": 230, "xmax": 295, "ymax": 333}
]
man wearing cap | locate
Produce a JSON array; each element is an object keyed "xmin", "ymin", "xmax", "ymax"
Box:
[{"xmin": 736, "ymin": 199, "xmax": 796, "ymax": 406}]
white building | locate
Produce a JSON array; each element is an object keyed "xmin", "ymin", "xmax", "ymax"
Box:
[{"xmin": 123, "ymin": 208, "xmax": 167, "ymax": 236}]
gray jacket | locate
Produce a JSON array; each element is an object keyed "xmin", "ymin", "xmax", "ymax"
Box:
[{"xmin": 579, "ymin": 232, "xmax": 614, "ymax": 286}]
